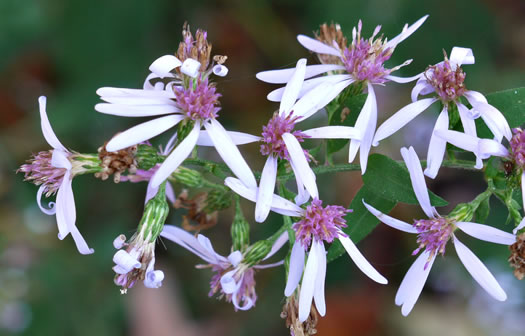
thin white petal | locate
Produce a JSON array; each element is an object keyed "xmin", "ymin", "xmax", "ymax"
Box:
[
  {"xmin": 456, "ymin": 102, "xmax": 477, "ymax": 137},
  {"xmin": 144, "ymin": 179, "xmax": 158, "ymax": 204},
  {"xmin": 384, "ymin": 15, "xmax": 429, "ymax": 50},
  {"xmin": 356, "ymin": 84, "xmax": 377, "ymax": 174},
  {"xmin": 456, "ymin": 222, "xmax": 516, "ymax": 245},
  {"xmin": 297, "ymin": 34, "xmax": 341, "ymax": 56},
  {"xmin": 362, "ymin": 200, "xmax": 418, "ymax": 233},
  {"xmin": 165, "ymin": 182, "xmax": 176, "ymax": 204},
  {"xmin": 38, "ymin": 96, "xmax": 66, "ymax": 151},
  {"xmin": 267, "ymin": 75, "xmax": 351, "ymax": 105},
  {"xmin": 385, "ymin": 73, "xmax": 422, "ymax": 83},
  {"xmin": 36, "ymin": 185, "xmax": 57, "ymax": 215},
  {"xmin": 313, "ymin": 241, "xmax": 327, "ymax": 317},
  {"xmin": 464, "ymin": 91, "xmax": 511, "ymax": 141},
  {"xmin": 282, "ymin": 133, "xmax": 318, "ymax": 199},
  {"xmin": 161, "ymin": 225, "xmax": 226, "ymax": 264},
  {"xmin": 280, "ymin": 59, "xmax": 307, "ymax": 116},
  {"xmin": 411, "ymin": 80, "xmax": 434, "ymax": 102},
  {"xmin": 298, "ymin": 244, "xmax": 319, "ymax": 323},
  {"xmin": 449, "ymin": 47, "xmax": 475, "ymax": 67},
  {"xmin": 514, "ymin": 216, "xmax": 525, "ymax": 235},
  {"xmin": 99, "ymin": 96, "xmax": 176, "ymax": 106},
  {"xmin": 338, "ymin": 231, "xmax": 388, "ymax": 284},
  {"xmin": 400, "ymin": 147, "xmax": 438, "ymax": 218},
  {"xmin": 396, "ymin": 251, "xmax": 435, "ymax": 316},
  {"xmin": 293, "ymin": 165, "xmax": 310, "ymax": 206},
  {"xmin": 263, "ymin": 231, "xmax": 289, "ymax": 261},
  {"xmin": 373, "ymin": 98, "xmax": 437, "ymax": 145},
  {"xmin": 196, "ymin": 130, "xmax": 260, "ymax": 146},
  {"xmin": 180, "ymin": 58, "xmax": 201, "ymax": 78},
  {"xmin": 204, "ymin": 119, "xmax": 257, "ymax": 188},
  {"xmin": 106, "ymin": 115, "xmax": 184, "ymax": 152},
  {"xmin": 289, "ymin": 82, "xmax": 337, "ymax": 120},
  {"xmin": 97, "ymin": 87, "xmax": 175, "ymax": 99},
  {"xmin": 255, "ymin": 156, "xmax": 278, "ymax": 223},
  {"xmin": 303, "ymin": 126, "xmax": 360, "ymax": 139},
  {"xmin": 285, "ymin": 242, "xmax": 306, "ymax": 296},
  {"xmin": 150, "ymin": 121, "xmax": 200, "ymax": 188},
  {"xmin": 424, "ymin": 106, "xmax": 449, "ymax": 179},
  {"xmin": 95, "ymin": 103, "xmax": 180, "ymax": 117},
  {"xmin": 453, "ymin": 236, "xmax": 507, "ymax": 301},
  {"xmin": 256, "ymin": 64, "xmax": 345, "ymax": 84},
  {"xmin": 55, "ymin": 172, "xmax": 72, "ymax": 239},
  {"xmin": 51, "ymin": 149, "xmax": 72, "ymax": 170},
  {"xmin": 149, "ymin": 55, "xmax": 182, "ymax": 77}
]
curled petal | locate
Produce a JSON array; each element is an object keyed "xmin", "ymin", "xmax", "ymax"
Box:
[
  {"xmin": 144, "ymin": 270, "xmax": 165, "ymax": 288},
  {"xmin": 285, "ymin": 241, "xmax": 306, "ymax": 297},
  {"xmin": 149, "ymin": 55, "xmax": 181, "ymax": 78},
  {"xmin": 39, "ymin": 96, "xmax": 66, "ymax": 151},
  {"xmin": 424, "ymin": 106, "xmax": 449, "ymax": 179},
  {"xmin": 36, "ymin": 185, "xmax": 57, "ymax": 215},
  {"xmin": 449, "ymin": 47, "xmax": 475, "ymax": 67},
  {"xmin": 212, "ymin": 64, "xmax": 228, "ymax": 77},
  {"xmin": 113, "ymin": 250, "xmax": 141, "ymax": 273},
  {"xmin": 180, "ymin": 58, "xmax": 201, "ymax": 78}
]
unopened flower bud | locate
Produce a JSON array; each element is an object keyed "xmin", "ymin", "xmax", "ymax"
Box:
[
  {"xmin": 204, "ymin": 188, "xmax": 232, "ymax": 213},
  {"xmin": 171, "ymin": 167, "xmax": 202, "ymax": 187},
  {"xmin": 135, "ymin": 144, "xmax": 162, "ymax": 170},
  {"xmin": 243, "ymin": 240, "xmax": 272, "ymax": 267},
  {"xmin": 448, "ymin": 203, "xmax": 474, "ymax": 222},
  {"xmin": 231, "ymin": 201, "xmax": 250, "ymax": 251}
]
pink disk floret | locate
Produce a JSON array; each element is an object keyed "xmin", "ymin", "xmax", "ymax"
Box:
[
  {"xmin": 425, "ymin": 58, "xmax": 466, "ymax": 102},
  {"xmin": 260, "ymin": 112, "xmax": 309, "ymax": 160},
  {"xmin": 510, "ymin": 128, "xmax": 525, "ymax": 169},
  {"xmin": 293, "ymin": 199, "xmax": 350, "ymax": 249},
  {"xmin": 209, "ymin": 265, "xmax": 257, "ymax": 310},
  {"xmin": 174, "ymin": 78, "xmax": 221, "ymax": 120},
  {"xmin": 412, "ymin": 217, "xmax": 454, "ymax": 263},
  {"xmin": 18, "ymin": 150, "xmax": 67, "ymax": 197}
]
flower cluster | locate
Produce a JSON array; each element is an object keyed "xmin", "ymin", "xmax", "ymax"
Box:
[{"xmin": 18, "ymin": 17, "xmax": 524, "ymax": 333}]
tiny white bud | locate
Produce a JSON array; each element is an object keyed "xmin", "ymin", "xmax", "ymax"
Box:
[
  {"xmin": 212, "ymin": 64, "xmax": 228, "ymax": 77},
  {"xmin": 113, "ymin": 234, "xmax": 127, "ymax": 249},
  {"xmin": 181, "ymin": 58, "xmax": 201, "ymax": 78}
]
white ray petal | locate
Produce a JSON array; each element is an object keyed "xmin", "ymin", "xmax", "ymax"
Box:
[
  {"xmin": 285, "ymin": 241, "xmax": 306, "ymax": 296},
  {"xmin": 401, "ymin": 147, "xmax": 438, "ymax": 218},
  {"xmin": 99, "ymin": 96, "xmax": 176, "ymax": 106},
  {"xmin": 291, "ymin": 161, "xmax": 310, "ymax": 206},
  {"xmin": 453, "ymin": 235, "xmax": 507, "ymax": 301},
  {"xmin": 282, "ymin": 133, "xmax": 318, "ymax": 199},
  {"xmin": 303, "ymin": 126, "xmax": 360, "ymax": 139},
  {"xmin": 396, "ymin": 251, "xmax": 435, "ymax": 316},
  {"xmin": 255, "ymin": 156, "xmax": 278, "ymax": 223},
  {"xmin": 385, "ymin": 73, "xmax": 422, "ymax": 83},
  {"xmin": 149, "ymin": 55, "xmax": 182, "ymax": 77},
  {"xmin": 290, "ymin": 82, "xmax": 337, "ymax": 120},
  {"xmin": 280, "ymin": 59, "xmax": 307, "ymax": 116},
  {"xmin": 297, "ymin": 34, "xmax": 341, "ymax": 56},
  {"xmin": 449, "ymin": 47, "xmax": 475, "ymax": 67},
  {"xmin": 196, "ymin": 130, "xmax": 260, "ymax": 146},
  {"xmin": 267, "ymin": 74, "xmax": 351, "ymax": 103},
  {"xmin": 298, "ymin": 243, "xmax": 320, "ymax": 323},
  {"xmin": 355, "ymin": 83, "xmax": 377, "ymax": 174},
  {"xmin": 313, "ymin": 241, "xmax": 327, "ymax": 317},
  {"xmin": 362, "ymin": 200, "xmax": 418, "ymax": 233},
  {"xmin": 150, "ymin": 121, "xmax": 200, "ymax": 188},
  {"xmin": 424, "ymin": 106, "xmax": 449, "ymax": 179},
  {"xmin": 203, "ymin": 119, "xmax": 257, "ymax": 188},
  {"xmin": 456, "ymin": 222, "xmax": 516, "ymax": 245},
  {"xmin": 338, "ymin": 231, "xmax": 388, "ymax": 284},
  {"xmin": 373, "ymin": 98, "xmax": 437, "ymax": 145},
  {"xmin": 55, "ymin": 172, "xmax": 72, "ymax": 239},
  {"xmin": 38, "ymin": 96, "xmax": 66, "ymax": 151},
  {"xmin": 411, "ymin": 80, "xmax": 434, "ymax": 102},
  {"xmin": 464, "ymin": 91, "xmax": 511, "ymax": 141},
  {"xmin": 36, "ymin": 185, "xmax": 57, "ymax": 215},
  {"xmin": 97, "ymin": 87, "xmax": 176, "ymax": 99},
  {"xmin": 51, "ymin": 149, "xmax": 72, "ymax": 170},
  {"xmin": 256, "ymin": 64, "xmax": 346, "ymax": 84},
  {"xmin": 384, "ymin": 15, "xmax": 429, "ymax": 50},
  {"xmin": 95, "ymin": 103, "xmax": 180, "ymax": 117},
  {"xmin": 106, "ymin": 115, "xmax": 184, "ymax": 152}
]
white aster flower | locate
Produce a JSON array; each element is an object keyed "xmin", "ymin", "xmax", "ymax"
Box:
[
  {"xmin": 19, "ymin": 96, "xmax": 94, "ymax": 255},
  {"xmin": 95, "ymin": 28, "xmax": 257, "ymax": 191},
  {"xmin": 160, "ymin": 225, "xmax": 288, "ymax": 311},
  {"xmin": 374, "ymin": 47, "xmax": 512, "ymax": 178},
  {"xmin": 224, "ymin": 177, "xmax": 387, "ymax": 321},
  {"xmin": 364, "ymin": 146, "xmax": 515, "ymax": 315},
  {"xmin": 256, "ymin": 15, "xmax": 428, "ymax": 174}
]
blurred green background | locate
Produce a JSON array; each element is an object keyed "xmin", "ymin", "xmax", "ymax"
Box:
[{"xmin": 1, "ymin": 0, "xmax": 525, "ymax": 335}]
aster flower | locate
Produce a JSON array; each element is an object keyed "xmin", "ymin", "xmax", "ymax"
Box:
[
  {"xmin": 238, "ymin": 58, "xmax": 360, "ymax": 222},
  {"xmin": 363, "ymin": 146, "xmax": 515, "ymax": 315},
  {"xmin": 256, "ymin": 15, "xmax": 428, "ymax": 174},
  {"xmin": 18, "ymin": 96, "xmax": 94, "ymax": 255},
  {"xmin": 95, "ymin": 25, "xmax": 257, "ymax": 191},
  {"xmin": 160, "ymin": 225, "xmax": 288, "ymax": 310},
  {"xmin": 373, "ymin": 47, "xmax": 512, "ymax": 178},
  {"xmin": 224, "ymin": 177, "xmax": 387, "ymax": 322}
]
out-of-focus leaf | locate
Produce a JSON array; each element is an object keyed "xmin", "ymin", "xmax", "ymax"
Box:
[
  {"xmin": 474, "ymin": 196, "xmax": 490, "ymax": 223},
  {"xmin": 327, "ymin": 185, "xmax": 395, "ymax": 261},
  {"xmin": 327, "ymin": 93, "xmax": 367, "ymax": 154},
  {"xmin": 363, "ymin": 154, "xmax": 448, "ymax": 206}
]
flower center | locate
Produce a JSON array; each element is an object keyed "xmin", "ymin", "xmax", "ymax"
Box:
[
  {"xmin": 510, "ymin": 128, "xmax": 525, "ymax": 170},
  {"xmin": 174, "ymin": 78, "xmax": 221, "ymax": 121},
  {"xmin": 342, "ymin": 21, "xmax": 393, "ymax": 84},
  {"xmin": 177, "ymin": 22, "xmax": 212, "ymax": 72},
  {"xmin": 260, "ymin": 112, "xmax": 309, "ymax": 160},
  {"xmin": 412, "ymin": 217, "xmax": 454, "ymax": 260},
  {"xmin": 293, "ymin": 199, "xmax": 350, "ymax": 249},
  {"xmin": 425, "ymin": 57, "xmax": 466, "ymax": 102},
  {"xmin": 18, "ymin": 150, "xmax": 67, "ymax": 197}
]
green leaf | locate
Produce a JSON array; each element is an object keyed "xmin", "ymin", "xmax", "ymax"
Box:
[
  {"xmin": 327, "ymin": 185, "xmax": 395, "ymax": 261},
  {"xmin": 474, "ymin": 196, "xmax": 490, "ymax": 223},
  {"xmin": 476, "ymin": 87, "xmax": 525, "ymax": 139},
  {"xmin": 363, "ymin": 154, "xmax": 448, "ymax": 206},
  {"xmin": 327, "ymin": 93, "xmax": 368, "ymax": 154}
]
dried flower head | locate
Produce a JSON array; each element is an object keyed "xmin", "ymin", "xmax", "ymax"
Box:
[
  {"xmin": 18, "ymin": 150, "xmax": 67, "ymax": 197},
  {"xmin": 177, "ymin": 22, "xmax": 212, "ymax": 71},
  {"xmin": 315, "ymin": 22, "xmax": 347, "ymax": 65},
  {"xmin": 509, "ymin": 233, "xmax": 525, "ymax": 280},
  {"xmin": 281, "ymin": 293, "xmax": 319, "ymax": 336},
  {"xmin": 95, "ymin": 141, "xmax": 138, "ymax": 183}
]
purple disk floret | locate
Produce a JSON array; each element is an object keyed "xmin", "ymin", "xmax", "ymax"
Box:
[
  {"xmin": 412, "ymin": 217, "xmax": 454, "ymax": 267},
  {"xmin": 260, "ymin": 112, "xmax": 310, "ymax": 160},
  {"xmin": 425, "ymin": 57, "xmax": 466, "ymax": 102},
  {"xmin": 174, "ymin": 78, "xmax": 221, "ymax": 120},
  {"xmin": 18, "ymin": 150, "xmax": 67, "ymax": 197},
  {"xmin": 208, "ymin": 265, "xmax": 257, "ymax": 310},
  {"xmin": 510, "ymin": 128, "xmax": 525, "ymax": 169},
  {"xmin": 293, "ymin": 199, "xmax": 351, "ymax": 249}
]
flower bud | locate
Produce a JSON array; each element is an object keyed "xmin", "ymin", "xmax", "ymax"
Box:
[
  {"xmin": 448, "ymin": 202, "xmax": 474, "ymax": 222},
  {"xmin": 231, "ymin": 201, "xmax": 250, "ymax": 251},
  {"xmin": 204, "ymin": 188, "xmax": 232, "ymax": 213},
  {"xmin": 135, "ymin": 144, "xmax": 162, "ymax": 170},
  {"xmin": 243, "ymin": 240, "xmax": 272, "ymax": 267},
  {"xmin": 172, "ymin": 167, "xmax": 202, "ymax": 188}
]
